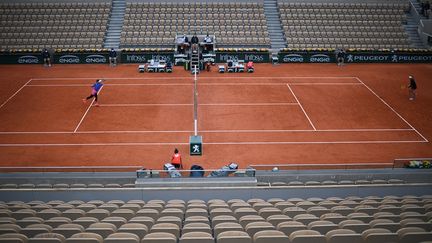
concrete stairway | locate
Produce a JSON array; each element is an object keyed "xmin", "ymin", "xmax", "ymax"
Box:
[
  {"xmin": 104, "ymin": 0, "xmax": 126, "ymax": 49},
  {"xmin": 263, "ymin": 0, "xmax": 286, "ymax": 54},
  {"xmin": 404, "ymin": 0, "xmax": 427, "ymax": 48}
]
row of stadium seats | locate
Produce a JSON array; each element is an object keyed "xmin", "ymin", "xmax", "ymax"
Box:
[
  {"xmin": 0, "ymin": 2, "xmax": 110, "ymax": 50},
  {"xmin": 0, "ymin": 196, "xmax": 431, "ymax": 242},
  {"xmin": 0, "ymin": 0, "xmax": 417, "ymax": 50},
  {"xmin": 120, "ymin": 2, "xmax": 269, "ymax": 48},
  {"xmin": 0, "ymin": 178, "xmax": 406, "ymax": 190},
  {"xmin": 279, "ymin": 0, "xmax": 411, "ymax": 49}
]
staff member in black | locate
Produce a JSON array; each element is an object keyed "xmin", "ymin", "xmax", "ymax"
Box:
[
  {"xmin": 42, "ymin": 48, "xmax": 51, "ymax": 67},
  {"xmin": 109, "ymin": 48, "xmax": 117, "ymax": 66}
]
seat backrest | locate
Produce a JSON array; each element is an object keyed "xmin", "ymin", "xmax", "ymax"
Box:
[
  {"xmin": 141, "ymin": 232, "xmax": 176, "ymax": 243},
  {"xmin": 289, "ymin": 229, "xmax": 326, "ymax": 243},
  {"xmin": 103, "ymin": 232, "xmax": 140, "ymax": 243},
  {"xmin": 179, "ymin": 232, "xmax": 214, "ymax": 243},
  {"xmin": 217, "ymin": 230, "xmax": 252, "ymax": 243},
  {"xmin": 253, "ymin": 230, "xmax": 290, "ymax": 243},
  {"xmin": 325, "ymin": 229, "xmax": 362, "ymax": 243}
]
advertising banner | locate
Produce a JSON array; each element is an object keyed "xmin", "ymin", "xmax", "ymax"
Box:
[
  {"xmin": 121, "ymin": 51, "xmax": 174, "ymax": 64},
  {"xmin": 54, "ymin": 52, "xmax": 109, "ymax": 64},
  {"xmin": 0, "ymin": 53, "xmax": 42, "ymax": 64},
  {"xmin": 215, "ymin": 51, "xmax": 270, "ymax": 63}
]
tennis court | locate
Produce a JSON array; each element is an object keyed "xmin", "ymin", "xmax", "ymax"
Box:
[{"xmin": 0, "ymin": 63, "xmax": 431, "ymax": 169}]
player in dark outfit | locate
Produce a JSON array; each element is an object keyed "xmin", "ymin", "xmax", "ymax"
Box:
[{"xmin": 408, "ymin": 75, "xmax": 417, "ymax": 100}]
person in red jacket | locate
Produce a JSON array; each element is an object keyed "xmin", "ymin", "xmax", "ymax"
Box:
[{"xmin": 171, "ymin": 148, "xmax": 183, "ymax": 169}]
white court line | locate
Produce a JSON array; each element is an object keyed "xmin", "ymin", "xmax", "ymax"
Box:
[
  {"xmin": 98, "ymin": 103, "xmax": 299, "ymax": 107},
  {"xmin": 356, "ymin": 77, "xmax": 429, "ymax": 142},
  {"xmin": 0, "ymin": 128, "xmax": 415, "ymax": 135},
  {"xmin": 286, "ymin": 84, "xmax": 317, "ymax": 131},
  {"xmin": 0, "ymin": 140, "xmax": 426, "ymax": 147},
  {"xmin": 73, "ymin": 86, "xmax": 104, "ymax": 133},
  {"xmin": 25, "ymin": 83, "xmax": 362, "ymax": 87},
  {"xmin": 30, "ymin": 76, "xmax": 360, "ymax": 81},
  {"xmin": 0, "ymin": 79, "xmax": 32, "ymax": 109}
]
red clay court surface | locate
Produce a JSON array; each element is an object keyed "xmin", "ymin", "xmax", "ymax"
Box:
[{"xmin": 0, "ymin": 63, "xmax": 431, "ymax": 170}]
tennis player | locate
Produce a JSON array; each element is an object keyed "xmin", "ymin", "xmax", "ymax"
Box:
[
  {"xmin": 82, "ymin": 79, "xmax": 104, "ymax": 106},
  {"xmin": 408, "ymin": 75, "xmax": 417, "ymax": 101}
]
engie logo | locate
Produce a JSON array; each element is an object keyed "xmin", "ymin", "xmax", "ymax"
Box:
[
  {"xmin": 282, "ymin": 54, "xmax": 303, "ymax": 63},
  {"xmin": 59, "ymin": 55, "xmax": 80, "ymax": 64},
  {"xmin": 85, "ymin": 54, "xmax": 106, "ymax": 63},
  {"xmin": 17, "ymin": 55, "xmax": 39, "ymax": 64},
  {"xmin": 309, "ymin": 54, "xmax": 331, "ymax": 63}
]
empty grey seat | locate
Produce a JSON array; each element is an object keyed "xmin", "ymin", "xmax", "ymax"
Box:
[
  {"xmin": 29, "ymin": 232, "xmax": 66, "ymax": 243},
  {"xmin": 325, "ymin": 229, "xmax": 362, "ymax": 243},
  {"xmin": 253, "ymin": 230, "xmax": 289, "ymax": 243},
  {"xmin": 65, "ymin": 232, "xmax": 103, "ymax": 243},
  {"xmin": 104, "ymin": 232, "xmax": 140, "ymax": 243},
  {"xmin": 216, "ymin": 230, "xmax": 252, "ymax": 243},
  {"xmin": 141, "ymin": 232, "xmax": 176, "ymax": 243},
  {"xmin": 179, "ymin": 231, "xmax": 214, "ymax": 243},
  {"xmin": 361, "ymin": 228, "xmax": 398, "ymax": 243},
  {"xmin": 0, "ymin": 233, "xmax": 29, "ymax": 243}
]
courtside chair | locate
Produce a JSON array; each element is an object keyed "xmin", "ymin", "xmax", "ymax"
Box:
[{"xmin": 52, "ymin": 223, "xmax": 85, "ymax": 238}]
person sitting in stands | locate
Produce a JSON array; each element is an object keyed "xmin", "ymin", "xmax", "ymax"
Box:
[{"xmin": 204, "ymin": 34, "xmax": 212, "ymax": 43}]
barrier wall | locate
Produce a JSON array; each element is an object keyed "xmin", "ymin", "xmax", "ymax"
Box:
[
  {"xmin": 2, "ymin": 49, "xmax": 432, "ymax": 64},
  {"xmin": 278, "ymin": 49, "xmax": 432, "ymax": 63}
]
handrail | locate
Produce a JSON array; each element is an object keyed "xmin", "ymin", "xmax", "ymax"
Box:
[
  {"xmin": 249, "ymin": 162, "xmax": 396, "ymax": 170},
  {"xmin": 0, "ymin": 166, "xmax": 143, "ymax": 173}
]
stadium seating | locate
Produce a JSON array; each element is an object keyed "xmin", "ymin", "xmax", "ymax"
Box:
[
  {"xmin": 0, "ymin": 196, "xmax": 431, "ymax": 242},
  {"xmin": 0, "ymin": 2, "xmax": 110, "ymax": 50},
  {"xmin": 278, "ymin": 1, "xmax": 412, "ymax": 49},
  {"xmin": 121, "ymin": 2, "xmax": 270, "ymax": 48}
]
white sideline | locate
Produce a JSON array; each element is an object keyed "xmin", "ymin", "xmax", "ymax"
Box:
[
  {"xmin": 0, "ymin": 140, "xmax": 426, "ymax": 147},
  {"xmin": 73, "ymin": 86, "xmax": 104, "ymax": 133},
  {"xmin": 0, "ymin": 79, "xmax": 32, "ymax": 109},
  {"xmin": 356, "ymin": 77, "xmax": 429, "ymax": 142},
  {"xmin": 286, "ymin": 84, "xmax": 317, "ymax": 131}
]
